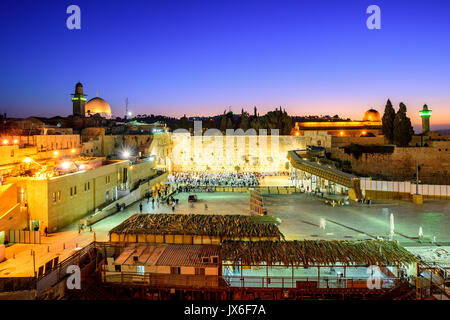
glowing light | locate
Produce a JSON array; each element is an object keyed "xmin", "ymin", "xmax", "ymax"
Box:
[
  {"xmin": 2, "ymin": 139, "xmax": 8, "ymax": 144},
  {"xmin": 61, "ymin": 162, "xmax": 71, "ymax": 170},
  {"xmin": 23, "ymin": 157, "xmax": 32, "ymax": 163},
  {"xmin": 419, "ymin": 110, "xmax": 432, "ymax": 117},
  {"xmin": 122, "ymin": 151, "xmax": 130, "ymax": 158},
  {"xmin": 71, "ymin": 148, "xmax": 76, "ymax": 153},
  {"xmin": 13, "ymin": 139, "xmax": 18, "ymax": 144},
  {"xmin": 78, "ymin": 164, "xmax": 85, "ymax": 170},
  {"xmin": 295, "ymin": 132, "xmax": 300, "ymax": 136},
  {"xmin": 127, "ymin": 111, "xmax": 132, "ymax": 117},
  {"xmin": 129, "ymin": 166, "xmax": 134, "ymax": 170},
  {"xmin": 339, "ymin": 131, "xmax": 344, "ymax": 136},
  {"xmin": 362, "ymin": 131, "xmax": 367, "ymax": 135}
]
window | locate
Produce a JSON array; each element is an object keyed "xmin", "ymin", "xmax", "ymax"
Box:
[
  {"xmin": 201, "ymin": 257, "xmax": 210, "ymax": 263},
  {"xmin": 52, "ymin": 192, "xmax": 56, "ymax": 203},
  {"xmin": 137, "ymin": 265, "xmax": 145, "ymax": 276},
  {"xmin": 70, "ymin": 187, "xmax": 73, "ymax": 196},
  {"xmin": 88, "ymin": 182, "xmax": 90, "ymax": 190},
  {"xmin": 84, "ymin": 183, "xmax": 87, "ymax": 191},
  {"xmin": 170, "ymin": 267, "xmax": 181, "ymax": 275},
  {"xmin": 57, "ymin": 191, "xmax": 61, "ymax": 201},
  {"xmin": 195, "ymin": 268, "xmax": 205, "ymax": 276},
  {"xmin": 106, "ymin": 176, "xmax": 111, "ymax": 184},
  {"xmin": 114, "ymin": 265, "xmax": 121, "ymax": 272},
  {"xmin": 74, "ymin": 186, "xmax": 77, "ymax": 195}
]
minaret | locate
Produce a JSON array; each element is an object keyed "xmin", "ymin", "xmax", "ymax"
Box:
[
  {"xmin": 419, "ymin": 104, "xmax": 432, "ymax": 134},
  {"xmin": 71, "ymin": 82, "xmax": 87, "ymax": 116}
]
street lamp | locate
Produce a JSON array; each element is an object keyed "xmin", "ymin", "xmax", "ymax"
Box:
[
  {"xmin": 23, "ymin": 157, "xmax": 42, "ymax": 166},
  {"xmin": 122, "ymin": 151, "xmax": 130, "ymax": 159},
  {"xmin": 61, "ymin": 162, "xmax": 71, "ymax": 170}
]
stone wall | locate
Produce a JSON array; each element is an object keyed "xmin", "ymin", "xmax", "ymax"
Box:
[
  {"xmin": 331, "ymin": 136, "xmax": 386, "ymax": 148},
  {"xmin": 331, "ymin": 146, "xmax": 450, "ymax": 184},
  {"xmin": 171, "ymin": 134, "xmax": 307, "ymax": 173}
]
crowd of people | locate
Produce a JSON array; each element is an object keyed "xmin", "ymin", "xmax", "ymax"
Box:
[{"xmin": 169, "ymin": 172, "xmax": 261, "ymax": 187}]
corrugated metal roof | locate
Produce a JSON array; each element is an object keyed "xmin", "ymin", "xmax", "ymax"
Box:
[{"xmin": 116, "ymin": 244, "xmax": 220, "ymax": 267}]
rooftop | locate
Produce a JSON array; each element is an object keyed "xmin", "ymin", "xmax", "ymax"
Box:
[
  {"xmin": 109, "ymin": 213, "xmax": 283, "ymax": 239},
  {"xmin": 222, "ymin": 240, "xmax": 417, "ymax": 266},
  {"xmin": 114, "ymin": 244, "xmax": 220, "ymax": 267}
]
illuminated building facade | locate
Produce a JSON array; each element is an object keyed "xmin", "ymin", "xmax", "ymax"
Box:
[{"xmin": 292, "ymin": 109, "xmax": 383, "ymax": 138}]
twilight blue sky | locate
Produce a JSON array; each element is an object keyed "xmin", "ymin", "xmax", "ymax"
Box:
[{"xmin": 0, "ymin": 0, "xmax": 450, "ymax": 130}]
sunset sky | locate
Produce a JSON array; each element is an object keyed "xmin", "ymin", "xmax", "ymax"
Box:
[{"xmin": 1, "ymin": 0, "xmax": 450, "ymax": 131}]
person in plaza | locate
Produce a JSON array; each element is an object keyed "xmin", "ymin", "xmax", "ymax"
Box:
[
  {"xmin": 139, "ymin": 202, "xmax": 143, "ymax": 213},
  {"xmin": 204, "ymin": 203, "xmax": 208, "ymax": 211},
  {"xmin": 172, "ymin": 202, "xmax": 176, "ymax": 212},
  {"xmin": 44, "ymin": 226, "xmax": 48, "ymax": 237}
]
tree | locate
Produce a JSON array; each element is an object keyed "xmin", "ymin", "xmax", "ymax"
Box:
[
  {"xmin": 178, "ymin": 114, "xmax": 189, "ymax": 130},
  {"xmin": 249, "ymin": 108, "xmax": 292, "ymax": 135},
  {"xmin": 382, "ymin": 99, "xmax": 395, "ymax": 143},
  {"xmin": 237, "ymin": 110, "xmax": 250, "ymax": 130},
  {"xmin": 219, "ymin": 111, "xmax": 234, "ymax": 132},
  {"xmin": 393, "ymin": 102, "xmax": 414, "ymax": 147}
]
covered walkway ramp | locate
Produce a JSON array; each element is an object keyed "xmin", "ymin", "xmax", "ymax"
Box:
[{"xmin": 287, "ymin": 150, "xmax": 362, "ymax": 200}]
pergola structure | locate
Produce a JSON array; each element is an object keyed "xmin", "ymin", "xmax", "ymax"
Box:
[
  {"xmin": 221, "ymin": 240, "xmax": 418, "ymax": 290},
  {"xmin": 287, "ymin": 150, "xmax": 362, "ymax": 199}
]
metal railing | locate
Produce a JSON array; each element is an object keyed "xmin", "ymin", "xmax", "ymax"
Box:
[
  {"xmin": 36, "ymin": 242, "xmax": 96, "ymax": 295},
  {"xmin": 100, "ymin": 270, "xmax": 398, "ymax": 291}
]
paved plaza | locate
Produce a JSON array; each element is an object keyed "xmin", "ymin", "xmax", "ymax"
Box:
[{"xmin": 264, "ymin": 193, "xmax": 450, "ymax": 246}]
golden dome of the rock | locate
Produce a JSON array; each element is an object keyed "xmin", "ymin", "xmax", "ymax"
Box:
[{"xmin": 85, "ymin": 97, "xmax": 112, "ymax": 118}]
